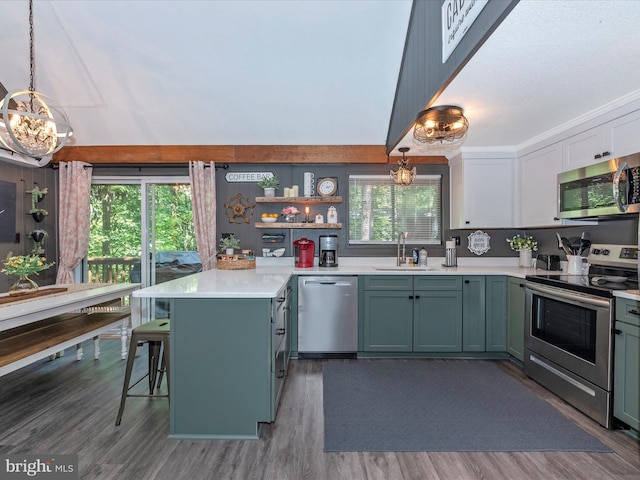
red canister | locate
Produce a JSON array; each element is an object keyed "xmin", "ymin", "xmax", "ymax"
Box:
[{"xmin": 294, "ymin": 238, "xmax": 315, "ymax": 268}]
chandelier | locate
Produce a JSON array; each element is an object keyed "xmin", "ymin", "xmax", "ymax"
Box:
[
  {"xmin": 413, "ymin": 105, "xmax": 468, "ymax": 145},
  {"xmin": 0, "ymin": 0, "xmax": 73, "ymax": 160},
  {"xmin": 390, "ymin": 147, "xmax": 416, "ymax": 186}
]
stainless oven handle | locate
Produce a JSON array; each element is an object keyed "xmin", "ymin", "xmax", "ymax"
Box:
[
  {"xmin": 526, "ymin": 282, "xmax": 611, "ymax": 309},
  {"xmin": 613, "ymin": 161, "xmax": 628, "ymax": 212},
  {"xmin": 528, "ymin": 354, "xmax": 596, "ymax": 397}
]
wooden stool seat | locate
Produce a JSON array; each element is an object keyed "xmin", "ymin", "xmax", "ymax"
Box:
[{"xmin": 115, "ymin": 318, "xmax": 170, "ymax": 426}]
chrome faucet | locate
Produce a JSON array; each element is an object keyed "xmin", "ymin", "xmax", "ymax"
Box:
[{"xmin": 397, "ymin": 231, "xmax": 407, "ymax": 266}]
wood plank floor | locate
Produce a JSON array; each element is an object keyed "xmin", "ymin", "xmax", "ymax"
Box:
[{"xmin": 0, "ymin": 341, "xmax": 638, "ymax": 480}]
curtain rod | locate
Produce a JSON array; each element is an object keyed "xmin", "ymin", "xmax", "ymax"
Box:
[{"xmin": 51, "ymin": 163, "xmax": 230, "ymax": 170}]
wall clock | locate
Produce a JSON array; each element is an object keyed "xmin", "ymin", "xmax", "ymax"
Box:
[{"xmin": 317, "ymin": 177, "xmax": 338, "ymax": 196}]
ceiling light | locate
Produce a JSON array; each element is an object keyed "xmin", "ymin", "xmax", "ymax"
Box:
[
  {"xmin": 413, "ymin": 105, "xmax": 468, "ymax": 146},
  {"xmin": 390, "ymin": 147, "xmax": 416, "ymax": 185},
  {"xmin": 0, "ymin": 0, "xmax": 72, "ymax": 160}
]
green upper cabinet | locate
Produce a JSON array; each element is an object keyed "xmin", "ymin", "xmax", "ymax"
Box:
[{"xmin": 507, "ymin": 277, "xmax": 526, "ymax": 361}]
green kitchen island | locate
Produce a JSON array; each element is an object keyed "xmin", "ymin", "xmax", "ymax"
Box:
[{"xmin": 133, "ymin": 267, "xmax": 293, "ymax": 440}]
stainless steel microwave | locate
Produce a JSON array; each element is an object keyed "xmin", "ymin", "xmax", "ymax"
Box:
[{"xmin": 557, "ymin": 152, "xmax": 640, "ymax": 219}]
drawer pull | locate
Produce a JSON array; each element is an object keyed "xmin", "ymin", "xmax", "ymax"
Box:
[{"xmin": 628, "ymin": 309, "xmax": 640, "ymax": 316}]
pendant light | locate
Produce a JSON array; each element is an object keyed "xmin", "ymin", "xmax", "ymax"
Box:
[
  {"xmin": 0, "ymin": 0, "xmax": 73, "ymax": 161},
  {"xmin": 390, "ymin": 147, "xmax": 416, "ymax": 186},
  {"xmin": 413, "ymin": 105, "xmax": 468, "ymax": 146}
]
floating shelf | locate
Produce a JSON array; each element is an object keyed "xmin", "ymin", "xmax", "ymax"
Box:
[
  {"xmin": 255, "ymin": 196, "xmax": 342, "ymax": 204},
  {"xmin": 255, "ymin": 223, "xmax": 342, "ymax": 229}
]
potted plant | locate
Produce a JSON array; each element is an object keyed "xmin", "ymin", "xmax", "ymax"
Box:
[
  {"xmin": 219, "ymin": 235, "xmax": 241, "ymax": 255},
  {"xmin": 2, "ymin": 252, "xmax": 55, "ymax": 296},
  {"xmin": 507, "ymin": 234, "xmax": 538, "ymax": 267},
  {"xmin": 257, "ymin": 175, "xmax": 280, "ymax": 197},
  {"xmin": 26, "ymin": 186, "xmax": 49, "ymax": 222}
]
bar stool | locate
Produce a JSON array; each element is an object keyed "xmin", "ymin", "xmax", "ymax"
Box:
[{"xmin": 115, "ymin": 318, "xmax": 170, "ymax": 426}]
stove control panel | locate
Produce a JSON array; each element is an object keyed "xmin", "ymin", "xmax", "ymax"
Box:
[{"xmin": 588, "ymin": 244, "xmax": 638, "ymax": 268}]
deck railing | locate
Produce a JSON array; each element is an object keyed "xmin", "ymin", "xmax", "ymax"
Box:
[{"xmin": 87, "ymin": 257, "xmax": 138, "ymax": 284}]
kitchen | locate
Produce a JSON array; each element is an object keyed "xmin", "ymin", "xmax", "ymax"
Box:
[{"xmin": 1, "ymin": 1, "xmax": 640, "ymax": 479}]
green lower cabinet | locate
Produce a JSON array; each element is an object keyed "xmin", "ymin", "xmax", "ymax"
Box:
[
  {"xmin": 462, "ymin": 276, "xmax": 485, "ymax": 352},
  {"xmin": 507, "ymin": 277, "xmax": 526, "ymax": 361},
  {"xmin": 485, "ymin": 276, "xmax": 507, "ymax": 352},
  {"xmin": 614, "ymin": 298, "xmax": 640, "ymax": 430},
  {"xmin": 361, "ymin": 275, "xmax": 506, "ymax": 355},
  {"xmin": 363, "ymin": 290, "xmax": 413, "ymax": 352},
  {"xmin": 414, "ymin": 290, "xmax": 462, "ymax": 352},
  {"xmin": 170, "ymin": 297, "xmax": 277, "ymax": 439}
]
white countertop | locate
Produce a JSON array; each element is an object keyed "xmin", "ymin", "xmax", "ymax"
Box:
[{"xmin": 132, "ymin": 257, "xmax": 541, "ymax": 299}]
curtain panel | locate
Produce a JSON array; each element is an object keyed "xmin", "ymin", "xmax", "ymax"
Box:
[
  {"xmin": 56, "ymin": 161, "xmax": 93, "ymax": 284},
  {"xmin": 189, "ymin": 161, "xmax": 217, "ymax": 270}
]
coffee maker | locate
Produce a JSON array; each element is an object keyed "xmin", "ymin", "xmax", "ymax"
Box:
[
  {"xmin": 293, "ymin": 238, "xmax": 315, "ymax": 268},
  {"xmin": 319, "ymin": 234, "xmax": 338, "ymax": 267}
]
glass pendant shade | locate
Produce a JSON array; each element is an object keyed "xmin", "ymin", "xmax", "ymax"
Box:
[
  {"xmin": 390, "ymin": 147, "xmax": 416, "ymax": 185},
  {"xmin": 0, "ymin": 89, "xmax": 73, "ymax": 158},
  {"xmin": 0, "ymin": 0, "xmax": 73, "ymax": 160}
]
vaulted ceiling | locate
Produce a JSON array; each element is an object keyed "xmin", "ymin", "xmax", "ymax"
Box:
[{"xmin": 2, "ymin": 1, "xmax": 640, "ymax": 156}]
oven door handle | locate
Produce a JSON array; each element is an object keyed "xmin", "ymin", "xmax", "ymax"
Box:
[
  {"xmin": 613, "ymin": 161, "xmax": 628, "ymax": 212},
  {"xmin": 526, "ymin": 282, "xmax": 611, "ymax": 309}
]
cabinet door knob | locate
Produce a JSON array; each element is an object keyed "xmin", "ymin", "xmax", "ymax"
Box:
[
  {"xmin": 602, "ymin": 151, "xmax": 610, "ymax": 157},
  {"xmin": 465, "ymin": 221, "xmax": 470, "ymax": 225},
  {"xmin": 614, "ymin": 329, "xmax": 622, "ymax": 335},
  {"xmin": 276, "ymin": 328, "xmax": 286, "ymax": 335},
  {"xmin": 408, "ymin": 295, "xmax": 414, "ymax": 299},
  {"xmin": 464, "ymin": 280, "xmax": 470, "ymax": 284},
  {"xmin": 414, "ymin": 295, "xmax": 420, "ymax": 299},
  {"xmin": 594, "ymin": 153, "xmax": 602, "ymax": 159}
]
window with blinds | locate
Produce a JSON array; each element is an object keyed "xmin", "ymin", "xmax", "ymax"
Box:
[{"xmin": 348, "ymin": 174, "xmax": 442, "ymax": 244}]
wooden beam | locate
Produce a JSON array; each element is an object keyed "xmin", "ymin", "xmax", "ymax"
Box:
[
  {"xmin": 53, "ymin": 145, "xmax": 235, "ymax": 164},
  {"xmin": 53, "ymin": 145, "xmax": 448, "ymax": 165}
]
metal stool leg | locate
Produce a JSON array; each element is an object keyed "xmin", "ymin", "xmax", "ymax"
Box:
[
  {"xmin": 148, "ymin": 341, "xmax": 162, "ymax": 393},
  {"xmin": 115, "ymin": 332, "xmax": 139, "ymax": 426}
]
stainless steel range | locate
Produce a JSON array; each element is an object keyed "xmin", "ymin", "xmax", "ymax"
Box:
[{"xmin": 524, "ymin": 243, "xmax": 638, "ymax": 428}]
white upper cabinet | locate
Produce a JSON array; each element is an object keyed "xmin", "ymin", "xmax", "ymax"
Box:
[
  {"xmin": 562, "ymin": 126, "xmax": 609, "ymax": 171},
  {"xmin": 563, "ymin": 109, "xmax": 640, "ymax": 171},
  {"xmin": 450, "ymin": 154, "xmax": 514, "ymax": 229},
  {"xmin": 608, "ymin": 109, "xmax": 640, "ymax": 159},
  {"xmin": 519, "ymin": 143, "xmax": 563, "ymax": 228}
]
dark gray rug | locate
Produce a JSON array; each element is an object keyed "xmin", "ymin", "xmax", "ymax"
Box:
[{"xmin": 323, "ymin": 360, "xmax": 612, "ymax": 452}]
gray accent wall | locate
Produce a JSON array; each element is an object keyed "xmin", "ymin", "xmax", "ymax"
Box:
[
  {"xmin": 0, "ymin": 162, "xmax": 58, "ymax": 292},
  {"xmin": 386, "ymin": 0, "xmax": 519, "ymax": 152}
]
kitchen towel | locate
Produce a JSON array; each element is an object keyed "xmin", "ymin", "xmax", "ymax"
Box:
[{"xmin": 323, "ymin": 360, "xmax": 612, "ymax": 452}]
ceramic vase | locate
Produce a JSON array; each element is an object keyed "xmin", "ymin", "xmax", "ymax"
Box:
[{"xmin": 519, "ymin": 248, "xmax": 532, "ymax": 268}]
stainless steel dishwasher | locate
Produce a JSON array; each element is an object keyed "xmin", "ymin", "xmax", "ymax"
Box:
[{"xmin": 298, "ymin": 276, "xmax": 358, "ymax": 357}]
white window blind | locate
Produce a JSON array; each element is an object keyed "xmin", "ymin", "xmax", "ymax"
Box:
[{"xmin": 348, "ymin": 174, "xmax": 442, "ymax": 244}]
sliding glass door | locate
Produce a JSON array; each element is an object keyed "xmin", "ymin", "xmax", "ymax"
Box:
[{"xmin": 87, "ymin": 176, "xmax": 197, "ymax": 318}]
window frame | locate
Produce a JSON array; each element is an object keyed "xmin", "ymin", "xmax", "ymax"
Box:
[{"xmin": 346, "ymin": 167, "xmax": 447, "ymax": 250}]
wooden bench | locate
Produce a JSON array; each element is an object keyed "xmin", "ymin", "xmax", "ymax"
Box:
[{"xmin": 0, "ymin": 307, "xmax": 131, "ymax": 377}]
